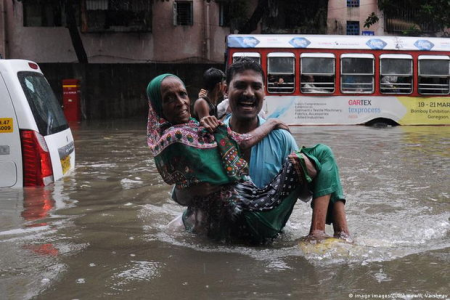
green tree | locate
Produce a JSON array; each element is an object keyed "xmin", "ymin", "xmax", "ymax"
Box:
[
  {"xmin": 368, "ymin": 0, "xmax": 450, "ymax": 35},
  {"xmin": 236, "ymin": 0, "xmax": 328, "ymax": 34}
]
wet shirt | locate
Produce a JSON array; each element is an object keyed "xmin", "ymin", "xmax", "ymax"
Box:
[{"xmin": 224, "ymin": 116, "xmax": 299, "ymax": 187}]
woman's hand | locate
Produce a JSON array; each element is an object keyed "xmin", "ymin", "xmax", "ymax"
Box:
[
  {"xmin": 235, "ymin": 118, "xmax": 290, "ymax": 150},
  {"xmin": 200, "ymin": 116, "xmax": 221, "ymax": 133},
  {"xmin": 198, "ymin": 89, "xmax": 207, "ymax": 98},
  {"xmin": 268, "ymin": 118, "xmax": 291, "ymax": 132}
]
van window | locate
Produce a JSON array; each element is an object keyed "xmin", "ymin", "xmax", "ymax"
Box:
[
  {"xmin": 18, "ymin": 72, "xmax": 69, "ymax": 136},
  {"xmin": 418, "ymin": 55, "xmax": 450, "ymax": 95},
  {"xmin": 301, "ymin": 53, "xmax": 335, "ymax": 93},
  {"xmin": 267, "ymin": 53, "xmax": 295, "ymax": 93},
  {"xmin": 341, "ymin": 54, "xmax": 374, "ymax": 93},
  {"xmin": 380, "ymin": 54, "xmax": 413, "ymax": 94}
]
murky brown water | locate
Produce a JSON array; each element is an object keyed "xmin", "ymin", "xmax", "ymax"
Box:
[{"xmin": 1, "ymin": 119, "xmax": 449, "ymax": 300}]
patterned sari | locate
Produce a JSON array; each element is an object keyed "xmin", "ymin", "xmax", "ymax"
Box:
[{"xmin": 147, "ymin": 74, "xmax": 312, "ymax": 242}]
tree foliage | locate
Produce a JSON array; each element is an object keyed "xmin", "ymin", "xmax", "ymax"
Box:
[
  {"xmin": 236, "ymin": 0, "xmax": 328, "ymax": 34},
  {"xmin": 377, "ymin": 0, "xmax": 450, "ymax": 32},
  {"xmin": 364, "ymin": 12, "xmax": 379, "ymax": 29}
]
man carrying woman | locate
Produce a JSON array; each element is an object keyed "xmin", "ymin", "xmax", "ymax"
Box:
[{"xmin": 146, "ymin": 61, "xmax": 350, "ymax": 244}]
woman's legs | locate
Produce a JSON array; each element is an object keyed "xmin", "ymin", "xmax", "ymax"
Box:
[
  {"xmin": 309, "ymin": 195, "xmax": 330, "ymax": 238},
  {"xmin": 308, "ymin": 196, "xmax": 350, "ymax": 240},
  {"xmin": 332, "ymin": 200, "xmax": 350, "ymax": 238}
]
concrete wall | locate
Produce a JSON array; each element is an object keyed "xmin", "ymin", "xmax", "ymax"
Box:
[
  {"xmin": 327, "ymin": 0, "xmax": 384, "ymax": 35},
  {"xmin": 0, "ymin": 0, "xmax": 6, "ymax": 58},
  {"xmin": 3, "ymin": 0, "xmax": 231, "ymax": 63},
  {"xmin": 40, "ymin": 62, "xmax": 223, "ymax": 120}
]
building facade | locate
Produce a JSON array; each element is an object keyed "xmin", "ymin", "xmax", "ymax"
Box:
[
  {"xmin": 1, "ymin": 0, "xmax": 449, "ymax": 64},
  {"xmin": 0, "ymin": 0, "xmax": 249, "ymax": 63},
  {"xmin": 327, "ymin": 0, "xmax": 384, "ymax": 36}
]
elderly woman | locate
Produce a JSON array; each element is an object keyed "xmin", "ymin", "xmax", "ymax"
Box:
[{"xmin": 147, "ymin": 74, "xmax": 313, "ymax": 244}]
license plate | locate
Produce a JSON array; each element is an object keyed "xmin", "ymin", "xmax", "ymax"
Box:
[
  {"xmin": 0, "ymin": 118, "xmax": 13, "ymax": 133},
  {"xmin": 61, "ymin": 155, "xmax": 71, "ymax": 174}
]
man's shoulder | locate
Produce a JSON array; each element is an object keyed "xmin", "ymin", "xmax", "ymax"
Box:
[
  {"xmin": 225, "ymin": 116, "xmax": 295, "ymax": 138},
  {"xmin": 265, "ymin": 127, "xmax": 297, "ymax": 148}
]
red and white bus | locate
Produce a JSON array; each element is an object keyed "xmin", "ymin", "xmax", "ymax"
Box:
[{"xmin": 226, "ymin": 34, "xmax": 450, "ymax": 125}]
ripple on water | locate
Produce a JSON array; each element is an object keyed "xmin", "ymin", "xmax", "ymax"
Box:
[
  {"xmin": 108, "ymin": 260, "xmax": 163, "ymax": 292},
  {"xmin": 138, "ymin": 191, "xmax": 450, "ymax": 267}
]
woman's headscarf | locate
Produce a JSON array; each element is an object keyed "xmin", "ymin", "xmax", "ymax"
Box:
[
  {"xmin": 146, "ymin": 74, "xmax": 248, "ymax": 189},
  {"xmin": 146, "ymin": 73, "xmax": 215, "ymax": 157},
  {"xmin": 146, "ymin": 73, "xmax": 184, "ymax": 119}
]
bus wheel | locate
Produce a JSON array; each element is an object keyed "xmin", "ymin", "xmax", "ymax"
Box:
[{"xmin": 365, "ymin": 118, "xmax": 398, "ymax": 128}]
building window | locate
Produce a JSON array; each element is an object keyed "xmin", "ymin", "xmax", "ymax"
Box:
[
  {"xmin": 23, "ymin": 0, "xmax": 67, "ymax": 27},
  {"xmin": 346, "ymin": 21, "xmax": 360, "ymax": 35},
  {"xmin": 219, "ymin": 2, "xmax": 230, "ymax": 27},
  {"xmin": 173, "ymin": 1, "xmax": 193, "ymax": 26},
  {"xmin": 82, "ymin": 0, "xmax": 152, "ymax": 33},
  {"xmin": 384, "ymin": 0, "xmax": 438, "ymax": 33},
  {"xmin": 347, "ymin": 0, "xmax": 360, "ymax": 7}
]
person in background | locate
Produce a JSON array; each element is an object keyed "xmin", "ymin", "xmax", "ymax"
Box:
[
  {"xmin": 193, "ymin": 68, "xmax": 226, "ymax": 132},
  {"xmin": 381, "ymin": 75, "xmax": 398, "ymax": 93},
  {"xmin": 301, "ymin": 75, "xmax": 326, "ymax": 93}
]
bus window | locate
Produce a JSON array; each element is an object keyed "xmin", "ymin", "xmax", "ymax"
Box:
[
  {"xmin": 341, "ymin": 54, "xmax": 374, "ymax": 93},
  {"xmin": 232, "ymin": 52, "xmax": 261, "ymax": 64},
  {"xmin": 380, "ymin": 54, "xmax": 413, "ymax": 94},
  {"xmin": 418, "ymin": 55, "xmax": 450, "ymax": 95},
  {"xmin": 300, "ymin": 53, "xmax": 335, "ymax": 93},
  {"xmin": 267, "ymin": 52, "xmax": 295, "ymax": 93}
]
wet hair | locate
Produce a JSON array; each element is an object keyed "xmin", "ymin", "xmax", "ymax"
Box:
[
  {"xmin": 203, "ymin": 68, "xmax": 226, "ymax": 92},
  {"xmin": 226, "ymin": 57, "xmax": 265, "ymax": 86}
]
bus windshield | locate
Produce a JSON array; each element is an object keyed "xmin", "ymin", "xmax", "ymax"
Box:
[{"xmin": 18, "ymin": 72, "xmax": 69, "ymax": 136}]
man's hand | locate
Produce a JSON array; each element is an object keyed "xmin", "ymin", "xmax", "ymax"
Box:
[
  {"xmin": 200, "ymin": 116, "xmax": 221, "ymax": 133},
  {"xmin": 174, "ymin": 183, "xmax": 221, "ymax": 206}
]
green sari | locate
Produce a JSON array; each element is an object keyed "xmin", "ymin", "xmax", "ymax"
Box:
[{"xmin": 147, "ymin": 74, "xmax": 312, "ymax": 243}]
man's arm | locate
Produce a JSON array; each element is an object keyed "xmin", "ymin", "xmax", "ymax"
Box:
[{"xmin": 172, "ymin": 183, "xmax": 222, "ymax": 206}]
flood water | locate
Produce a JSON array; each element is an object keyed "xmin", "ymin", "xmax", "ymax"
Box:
[{"xmin": 0, "ymin": 120, "xmax": 449, "ymax": 300}]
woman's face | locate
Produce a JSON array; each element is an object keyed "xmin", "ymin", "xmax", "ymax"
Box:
[{"xmin": 160, "ymin": 76, "xmax": 191, "ymax": 124}]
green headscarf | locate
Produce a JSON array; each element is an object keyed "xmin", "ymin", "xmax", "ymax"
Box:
[
  {"xmin": 146, "ymin": 73, "xmax": 184, "ymax": 119},
  {"xmin": 147, "ymin": 73, "xmax": 248, "ymax": 189}
]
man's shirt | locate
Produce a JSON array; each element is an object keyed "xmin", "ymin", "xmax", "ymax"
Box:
[{"xmin": 224, "ymin": 116, "xmax": 299, "ymax": 188}]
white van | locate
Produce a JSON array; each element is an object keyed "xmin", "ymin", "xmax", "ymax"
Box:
[{"xmin": 0, "ymin": 59, "xmax": 75, "ymax": 187}]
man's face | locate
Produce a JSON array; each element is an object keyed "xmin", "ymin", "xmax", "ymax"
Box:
[
  {"xmin": 227, "ymin": 69, "xmax": 264, "ymax": 121},
  {"xmin": 161, "ymin": 77, "xmax": 191, "ymax": 124}
]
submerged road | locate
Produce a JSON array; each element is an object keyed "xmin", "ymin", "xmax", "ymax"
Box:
[{"xmin": 0, "ymin": 120, "xmax": 449, "ymax": 299}]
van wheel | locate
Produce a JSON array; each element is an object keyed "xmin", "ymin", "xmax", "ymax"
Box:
[{"xmin": 365, "ymin": 118, "xmax": 398, "ymax": 128}]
